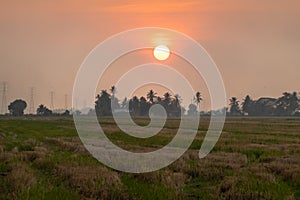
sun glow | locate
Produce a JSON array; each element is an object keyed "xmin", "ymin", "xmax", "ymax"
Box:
[{"xmin": 153, "ymin": 45, "xmax": 170, "ymax": 61}]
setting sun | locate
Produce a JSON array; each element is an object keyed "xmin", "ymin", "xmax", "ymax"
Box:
[{"xmin": 153, "ymin": 45, "xmax": 170, "ymax": 61}]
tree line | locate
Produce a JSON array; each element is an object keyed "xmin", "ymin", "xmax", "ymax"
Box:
[
  {"xmin": 229, "ymin": 92, "xmax": 299, "ymax": 116},
  {"xmin": 94, "ymin": 88, "xmax": 190, "ymax": 117},
  {"xmin": 5, "ymin": 100, "xmax": 70, "ymax": 117},
  {"xmin": 93, "ymin": 87, "xmax": 300, "ymax": 117},
  {"xmin": 3, "ymin": 87, "xmax": 300, "ymax": 117}
]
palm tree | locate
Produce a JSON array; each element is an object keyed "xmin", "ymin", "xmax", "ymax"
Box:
[
  {"xmin": 110, "ymin": 86, "xmax": 116, "ymax": 97},
  {"xmin": 173, "ymin": 94, "xmax": 181, "ymax": 109},
  {"xmin": 163, "ymin": 92, "xmax": 172, "ymax": 107},
  {"xmin": 194, "ymin": 92, "xmax": 202, "ymax": 111},
  {"xmin": 146, "ymin": 89, "xmax": 157, "ymax": 104},
  {"xmin": 110, "ymin": 86, "xmax": 119, "ymax": 112},
  {"xmin": 163, "ymin": 92, "xmax": 172, "ymax": 116},
  {"xmin": 171, "ymin": 94, "xmax": 182, "ymax": 117},
  {"xmin": 36, "ymin": 104, "xmax": 52, "ymax": 116}
]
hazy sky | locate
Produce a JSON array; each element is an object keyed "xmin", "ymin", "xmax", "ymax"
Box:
[{"xmin": 1, "ymin": 0, "xmax": 300, "ymax": 111}]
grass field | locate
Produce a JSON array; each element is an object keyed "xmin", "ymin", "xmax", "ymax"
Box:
[{"xmin": 0, "ymin": 117, "xmax": 299, "ymax": 199}]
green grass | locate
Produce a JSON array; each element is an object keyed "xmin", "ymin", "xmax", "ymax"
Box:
[
  {"xmin": 0, "ymin": 116, "xmax": 299, "ymax": 199},
  {"xmin": 121, "ymin": 175, "xmax": 175, "ymax": 199}
]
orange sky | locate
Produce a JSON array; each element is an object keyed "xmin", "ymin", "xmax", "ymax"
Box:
[{"xmin": 0, "ymin": 0, "xmax": 300, "ymax": 111}]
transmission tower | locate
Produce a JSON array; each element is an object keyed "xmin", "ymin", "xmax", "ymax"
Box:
[
  {"xmin": 1, "ymin": 82, "xmax": 7, "ymax": 115},
  {"xmin": 50, "ymin": 91, "xmax": 55, "ymax": 110},
  {"xmin": 29, "ymin": 87, "xmax": 35, "ymax": 114},
  {"xmin": 64, "ymin": 94, "xmax": 68, "ymax": 110}
]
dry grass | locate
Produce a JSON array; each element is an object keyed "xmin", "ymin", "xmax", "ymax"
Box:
[
  {"xmin": 6, "ymin": 162, "xmax": 36, "ymax": 195},
  {"xmin": 0, "ymin": 117, "xmax": 299, "ymax": 199},
  {"xmin": 44, "ymin": 137, "xmax": 87, "ymax": 153},
  {"xmin": 263, "ymin": 156, "xmax": 300, "ymax": 183},
  {"xmin": 53, "ymin": 162, "xmax": 122, "ymax": 199}
]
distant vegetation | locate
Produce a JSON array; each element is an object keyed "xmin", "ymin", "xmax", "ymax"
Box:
[
  {"xmin": 2, "ymin": 86, "xmax": 300, "ymax": 117},
  {"xmin": 94, "ymin": 88, "xmax": 185, "ymax": 117},
  {"xmin": 232, "ymin": 92, "xmax": 299, "ymax": 116},
  {"xmin": 92, "ymin": 87, "xmax": 300, "ymax": 117},
  {"xmin": 7, "ymin": 99, "xmax": 27, "ymax": 116}
]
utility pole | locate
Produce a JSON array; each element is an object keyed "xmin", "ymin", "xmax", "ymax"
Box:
[{"xmin": 1, "ymin": 82, "xmax": 7, "ymax": 115}]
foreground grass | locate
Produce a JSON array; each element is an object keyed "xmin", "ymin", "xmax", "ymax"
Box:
[{"xmin": 0, "ymin": 117, "xmax": 299, "ymax": 199}]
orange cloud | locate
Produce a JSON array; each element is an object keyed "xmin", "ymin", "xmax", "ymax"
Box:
[{"xmin": 101, "ymin": 0, "xmax": 203, "ymax": 13}]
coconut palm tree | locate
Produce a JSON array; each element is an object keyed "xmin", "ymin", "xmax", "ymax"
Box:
[
  {"xmin": 194, "ymin": 92, "xmax": 202, "ymax": 111},
  {"xmin": 36, "ymin": 104, "xmax": 52, "ymax": 116},
  {"xmin": 173, "ymin": 94, "xmax": 181, "ymax": 109},
  {"xmin": 171, "ymin": 94, "xmax": 182, "ymax": 117},
  {"xmin": 110, "ymin": 86, "xmax": 116, "ymax": 97},
  {"xmin": 146, "ymin": 89, "xmax": 157, "ymax": 104}
]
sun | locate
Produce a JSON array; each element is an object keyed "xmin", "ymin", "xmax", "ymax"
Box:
[{"xmin": 153, "ymin": 45, "xmax": 170, "ymax": 61}]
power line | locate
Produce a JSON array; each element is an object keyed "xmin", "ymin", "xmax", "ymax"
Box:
[{"xmin": 1, "ymin": 82, "xmax": 7, "ymax": 115}]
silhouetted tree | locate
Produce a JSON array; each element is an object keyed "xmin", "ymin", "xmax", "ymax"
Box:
[
  {"xmin": 290, "ymin": 92, "xmax": 299, "ymax": 114},
  {"xmin": 139, "ymin": 96, "xmax": 150, "ymax": 116},
  {"xmin": 253, "ymin": 98, "xmax": 277, "ymax": 116},
  {"xmin": 163, "ymin": 92, "xmax": 172, "ymax": 104},
  {"xmin": 109, "ymin": 86, "xmax": 120, "ymax": 111},
  {"xmin": 147, "ymin": 90, "xmax": 157, "ymax": 104},
  {"xmin": 8, "ymin": 99, "xmax": 27, "ymax": 116},
  {"xmin": 229, "ymin": 97, "xmax": 241, "ymax": 116},
  {"xmin": 187, "ymin": 104, "xmax": 197, "ymax": 116},
  {"xmin": 156, "ymin": 96, "xmax": 162, "ymax": 105},
  {"xmin": 194, "ymin": 92, "xmax": 203, "ymax": 111},
  {"xmin": 37, "ymin": 104, "xmax": 52, "ymax": 116},
  {"xmin": 173, "ymin": 95, "xmax": 181, "ymax": 108},
  {"xmin": 275, "ymin": 92, "xmax": 299, "ymax": 115},
  {"xmin": 91, "ymin": 87, "xmax": 300, "ymax": 117},
  {"xmin": 95, "ymin": 90, "xmax": 111, "ymax": 116},
  {"xmin": 110, "ymin": 86, "xmax": 116, "ymax": 97},
  {"xmin": 169, "ymin": 94, "xmax": 182, "ymax": 117},
  {"xmin": 242, "ymin": 95, "xmax": 254, "ymax": 115},
  {"xmin": 162, "ymin": 92, "xmax": 172, "ymax": 115},
  {"xmin": 61, "ymin": 110, "xmax": 70, "ymax": 116},
  {"xmin": 129, "ymin": 96, "xmax": 140, "ymax": 116}
]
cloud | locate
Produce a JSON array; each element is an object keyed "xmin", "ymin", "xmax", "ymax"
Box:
[{"xmin": 101, "ymin": 0, "xmax": 203, "ymax": 13}]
